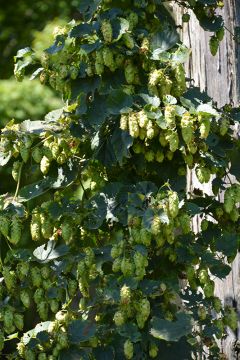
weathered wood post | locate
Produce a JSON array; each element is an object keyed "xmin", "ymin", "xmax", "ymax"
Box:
[{"xmin": 172, "ymin": 2, "xmax": 240, "ymax": 358}]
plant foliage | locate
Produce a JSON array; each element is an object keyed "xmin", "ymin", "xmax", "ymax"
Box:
[{"xmin": 0, "ymin": 0, "xmax": 239, "ymax": 359}]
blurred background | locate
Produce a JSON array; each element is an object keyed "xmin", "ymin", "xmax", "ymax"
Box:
[{"xmin": 0, "ymin": 0, "xmax": 80, "ymax": 126}]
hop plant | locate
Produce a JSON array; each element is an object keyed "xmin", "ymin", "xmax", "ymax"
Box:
[
  {"xmin": 31, "ymin": 210, "xmax": 42, "ymax": 241},
  {"xmin": 32, "ymin": 147, "xmax": 43, "ymax": 163},
  {"xmin": 20, "ymin": 289, "xmax": 31, "ymax": 308},
  {"xmin": 199, "ymin": 114, "xmax": 211, "ymax": 139},
  {"xmin": 196, "ymin": 166, "xmax": 211, "ymax": 184},
  {"xmin": 149, "ymin": 342, "xmax": 158, "ymax": 358},
  {"xmin": 31, "ymin": 267, "xmax": 42, "ymax": 287},
  {"xmin": 122, "ymin": 33, "xmax": 135, "ymax": 49},
  {"xmin": 12, "ymin": 161, "xmax": 21, "ymax": 182},
  {"xmin": 219, "ymin": 117, "xmax": 230, "ymax": 136},
  {"xmin": 128, "ymin": 113, "xmax": 139, "ymax": 138},
  {"xmin": 181, "ymin": 112, "xmax": 195, "ymax": 144},
  {"xmin": 125, "ymin": 62, "xmax": 137, "ymax": 84},
  {"xmin": 113, "ymin": 311, "xmax": 125, "ymax": 326},
  {"xmin": 164, "ymin": 105, "xmax": 176, "ymax": 129},
  {"xmin": 166, "ymin": 130, "xmax": 179, "ymax": 152},
  {"xmin": 37, "ymin": 301, "xmax": 49, "ymax": 321},
  {"xmin": 102, "ymin": 47, "xmax": 114, "ymax": 68},
  {"xmin": 168, "ymin": 191, "xmax": 179, "ymax": 218},
  {"xmin": 0, "ymin": 215, "xmax": 9, "ymax": 238},
  {"xmin": 40, "ymin": 155, "xmax": 50, "ymax": 175},
  {"xmin": 9, "ymin": 216, "xmax": 22, "ymax": 244},
  {"xmin": 120, "ymin": 285, "xmax": 131, "ymax": 305},
  {"xmin": 124, "ymin": 339, "xmax": 134, "ymax": 359},
  {"xmin": 101, "ymin": 19, "xmax": 113, "ymax": 43},
  {"xmin": 3, "ymin": 267, "xmax": 16, "ymax": 291}
]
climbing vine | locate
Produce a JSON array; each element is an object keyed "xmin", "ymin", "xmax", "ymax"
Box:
[{"xmin": 0, "ymin": 0, "xmax": 239, "ymax": 359}]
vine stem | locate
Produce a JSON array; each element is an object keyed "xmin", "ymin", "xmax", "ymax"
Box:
[{"xmin": 13, "ymin": 162, "xmax": 23, "ymax": 200}]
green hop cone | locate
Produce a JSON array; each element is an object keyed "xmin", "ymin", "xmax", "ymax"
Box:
[
  {"xmin": 20, "ymin": 145, "xmax": 30, "ymax": 163},
  {"xmin": 9, "ymin": 216, "xmax": 22, "ymax": 245},
  {"xmin": 112, "ymin": 257, "xmax": 122, "ymax": 272},
  {"xmin": 127, "ymin": 12, "xmax": 138, "ymax": 30},
  {"xmin": 168, "ymin": 191, "xmax": 179, "ymax": 218},
  {"xmin": 31, "ymin": 267, "xmax": 42, "ymax": 287},
  {"xmin": 151, "ymin": 215, "xmax": 161, "ymax": 235},
  {"xmin": 120, "ymin": 285, "xmax": 131, "ymax": 305},
  {"xmin": 14, "ymin": 313, "xmax": 24, "ymax": 331},
  {"xmin": 113, "ymin": 311, "xmax": 125, "ymax": 326},
  {"xmin": 102, "ymin": 47, "xmax": 114, "ymax": 68},
  {"xmin": 203, "ymin": 280, "xmax": 215, "ymax": 298},
  {"xmin": 17, "ymin": 262, "xmax": 29, "ymax": 280},
  {"xmin": 101, "ymin": 19, "xmax": 113, "ymax": 43},
  {"xmin": 165, "ymin": 105, "xmax": 176, "ymax": 129},
  {"xmin": 68, "ymin": 279, "xmax": 78, "ymax": 297},
  {"xmin": 37, "ymin": 301, "xmax": 49, "ymax": 321},
  {"xmin": 120, "ymin": 114, "xmax": 129, "ymax": 131},
  {"xmin": 181, "ymin": 112, "xmax": 194, "ymax": 144},
  {"xmin": 0, "ymin": 215, "xmax": 10, "ymax": 238},
  {"xmin": 223, "ymin": 187, "xmax": 235, "ymax": 214},
  {"xmin": 20, "ymin": 289, "xmax": 31, "ymax": 308},
  {"xmin": 40, "ymin": 216, "xmax": 53, "ymax": 239},
  {"xmin": 38, "ymin": 353, "xmax": 47, "ymax": 360},
  {"xmin": 41, "ymin": 266, "xmax": 51, "ymax": 279},
  {"xmin": 33, "ymin": 288, "xmax": 45, "ymax": 304},
  {"xmin": 49, "ymin": 299, "xmax": 59, "ymax": 313},
  {"xmin": 40, "ymin": 155, "xmax": 50, "ymax": 175},
  {"xmin": 145, "ymin": 150, "xmax": 155, "ymax": 162},
  {"xmin": 124, "ymin": 339, "xmax": 134, "ymax": 359},
  {"xmin": 149, "ymin": 342, "xmax": 158, "ymax": 358},
  {"xmin": 128, "ymin": 113, "xmax": 139, "ymax": 138},
  {"xmin": 121, "ymin": 257, "xmax": 135, "ymax": 277},
  {"xmin": 31, "ymin": 211, "xmax": 42, "ymax": 241},
  {"xmin": 122, "ymin": 33, "xmax": 135, "ymax": 49},
  {"xmin": 125, "ymin": 62, "xmax": 137, "ymax": 84},
  {"xmin": 199, "ymin": 114, "xmax": 211, "ymax": 139},
  {"xmin": 3, "ymin": 267, "xmax": 16, "ymax": 291},
  {"xmin": 219, "ymin": 117, "xmax": 230, "ymax": 136},
  {"xmin": 12, "ymin": 161, "xmax": 21, "ymax": 182},
  {"xmin": 32, "ymin": 147, "xmax": 42, "ymax": 163},
  {"xmin": 61, "ymin": 221, "xmax": 73, "ymax": 244}
]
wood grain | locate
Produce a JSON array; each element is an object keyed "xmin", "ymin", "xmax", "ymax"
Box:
[{"xmin": 172, "ymin": 2, "xmax": 240, "ymax": 358}]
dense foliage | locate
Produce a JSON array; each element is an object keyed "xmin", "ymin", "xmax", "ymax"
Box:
[{"xmin": 0, "ymin": 0, "xmax": 239, "ymax": 359}]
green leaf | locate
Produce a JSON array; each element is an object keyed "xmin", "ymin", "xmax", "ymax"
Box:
[
  {"xmin": 22, "ymin": 322, "xmax": 51, "ymax": 345},
  {"xmin": 45, "ymin": 35, "xmax": 65, "ymax": 54},
  {"xmin": 106, "ymin": 90, "xmax": 133, "ymax": 115},
  {"xmin": 117, "ymin": 323, "xmax": 141, "ymax": 342},
  {"xmin": 197, "ymin": 103, "xmax": 218, "ymax": 116},
  {"xmin": 0, "ymin": 151, "xmax": 12, "ymax": 166},
  {"xmin": 14, "ymin": 47, "xmax": 33, "ymax": 59},
  {"xmin": 215, "ymin": 232, "xmax": 239, "ymax": 257},
  {"xmin": 60, "ymin": 348, "xmax": 89, "ymax": 360},
  {"xmin": 150, "ymin": 313, "xmax": 193, "ymax": 342},
  {"xmin": 111, "ymin": 127, "xmax": 133, "ymax": 165},
  {"xmin": 209, "ymin": 36, "xmax": 219, "ymax": 56},
  {"xmin": 79, "ymin": 0, "xmax": 101, "ymax": 21},
  {"xmin": 112, "ymin": 18, "xmax": 129, "ymax": 42},
  {"xmin": 68, "ymin": 320, "xmax": 96, "ymax": 343},
  {"xmin": 33, "ymin": 241, "xmax": 69, "ymax": 263},
  {"xmin": 150, "ymin": 25, "xmax": 179, "ymax": 59},
  {"xmin": 69, "ymin": 24, "xmax": 94, "ymax": 38}
]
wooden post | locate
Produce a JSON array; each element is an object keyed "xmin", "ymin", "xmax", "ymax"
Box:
[{"xmin": 171, "ymin": 2, "xmax": 240, "ymax": 358}]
